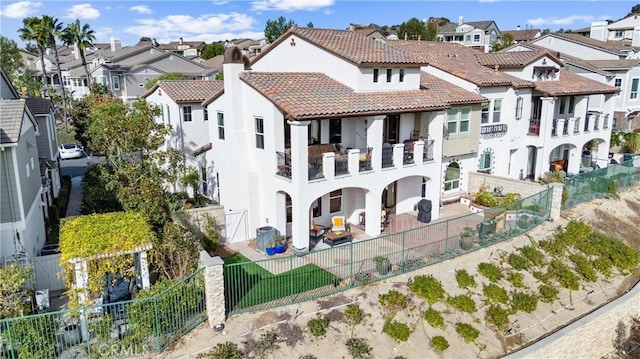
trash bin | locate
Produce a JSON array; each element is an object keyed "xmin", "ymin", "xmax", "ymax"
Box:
[
  {"xmin": 623, "ymin": 153, "xmax": 635, "ymax": 166},
  {"xmin": 256, "ymin": 226, "xmax": 277, "ymax": 252},
  {"xmin": 417, "ymin": 199, "xmax": 432, "ymax": 223}
]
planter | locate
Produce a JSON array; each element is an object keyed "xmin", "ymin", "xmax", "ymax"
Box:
[
  {"xmin": 374, "ymin": 257, "xmax": 392, "ymax": 276},
  {"xmin": 265, "ymin": 247, "xmax": 277, "ymax": 256},
  {"xmin": 274, "ymin": 245, "xmax": 286, "ymax": 254},
  {"xmin": 460, "ymin": 237, "xmax": 474, "ymax": 250}
]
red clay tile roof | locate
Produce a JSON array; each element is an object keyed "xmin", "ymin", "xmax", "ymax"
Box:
[
  {"xmin": 143, "ymin": 80, "xmax": 223, "ymax": 103},
  {"xmin": 475, "ymin": 50, "xmax": 561, "ymax": 68},
  {"xmin": 501, "ymin": 29, "xmax": 541, "ymax": 42},
  {"xmin": 585, "ymin": 59, "xmax": 640, "ymax": 70},
  {"xmin": 253, "ymin": 27, "xmax": 429, "ymax": 67},
  {"xmin": 239, "ymin": 72, "xmax": 450, "ymax": 120},
  {"xmin": 534, "ymin": 69, "xmax": 618, "ymax": 96},
  {"xmin": 385, "ymin": 40, "xmax": 535, "ymax": 88},
  {"xmin": 420, "ymin": 72, "xmax": 487, "ymax": 104}
]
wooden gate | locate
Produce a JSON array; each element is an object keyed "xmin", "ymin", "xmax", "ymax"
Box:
[
  {"xmin": 33, "ymin": 253, "xmax": 65, "ymax": 291},
  {"xmin": 225, "ymin": 210, "xmax": 248, "ymax": 243}
]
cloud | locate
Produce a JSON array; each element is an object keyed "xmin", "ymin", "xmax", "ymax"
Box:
[
  {"xmin": 213, "ymin": 0, "xmax": 229, "ymax": 5},
  {"xmin": 251, "ymin": 0, "xmax": 334, "ymax": 12},
  {"xmin": 0, "ymin": 1, "xmax": 42, "ymax": 18},
  {"xmin": 124, "ymin": 12, "xmax": 257, "ymax": 41},
  {"xmin": 526, "ymin": 15, "xmax": 610, "ymax": 27},
  {"xmin": 66, "ymin": 3, "xmax": 100, "ymax": 19},
  {"xmin": 130, "ymin": 5, "xmax": 152, "ymax": 14}
]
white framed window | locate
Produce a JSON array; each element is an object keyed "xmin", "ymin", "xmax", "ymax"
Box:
[
  {"xmin": 182, "ymin": 106, "xmax": 192, "ymax": 122},
  {"xmin": 386, "ymin": 69, "xmax": 392, "ymax": 83},
  {"xmin": 203, "ymin": 108, "xmax": 209, "ymax": 121},
  {"xmin": 99, "ymin": 76, "xmax": 107, "ymax": 86},
  {"xmin": 421, "ymin": 177, "xmax": 428, "ymax": 198},
  {"xmin": 399, "ymin": 69, "xmax": 405, "ymax": 82},
  {"xmin": 444, "ymin": 162, "xmax": 460, "ymax": 191},
  {"xmin": 492, "ymin": 99, "xmax": 502, "ymax": 123},
  {"xmin": 559, "ymin": 97, "xmax": 566, "ymax": 114},
  {"xmin": 473, "ymin": 34, "xmax": 481, "ymax": 43},
  {"xmin": 615, "ymin": 78, "xmax": 622, "ymax": 89},
  {"xmin": 479, "ymin": 151, "xmax": 492, "ymax": 173},
  {"xmin": 255, "ymin": 117, "xmax": 264, "ymax": 149},
  {"xmin": 217, "ymin": 112, "xmax": 225, "ymax": 140},
  {"xmin": 329, "ymin": 189, "xmax": 342, "ymax": 213},
  {"xmin": 515, "ymin": 96, "xmax": 523, "ymax": 121},
  {"xmin": 568, "ymin": 96, "xmax": 575, "ymax": 114},
  {"xmin": 286, "ymin": 194, "xmax": 292, "ymax": 223},
  {"xmin": 614, "ymin": 30, "xmax": 623, "ymax": 38},
  {"xmin": 373, "ymin": 69, "xmax": 379, "ymax": 83},
  {"xmin": 481, "ymin": 102, "xmax": 489, "ymax": 124},
  {"xmin": 447, "ymin": 107, "xmax": 471, "ymax": 134},
  {"xmin": 631, "ymin": 78, "xmax": 639, "ymax": 99},
  {"xmin": 112, "ymin": 76, "xmax": 119, "ymax": 90},
  {"xmin": 465, "ymin": 35, "xmax": 471, "ymax": 42},
  {"xmin": 166, "ymin": 105, "xmax": 171, "ymax": 125},
  {"xmin": 200, "ymin": 166, "xmax": 208, "ymax": 196}
]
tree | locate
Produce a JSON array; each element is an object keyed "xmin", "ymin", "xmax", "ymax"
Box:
[
  {"xmin": 307, "ymin": 21, "xmax": 314, "ymax": 28},
  {"xmin": 69, "ymin": 83, "xmax": 111, "ymax": 150},
  {"xmin": 397, "ymin": 18, "xmax": 429, "ymax": 41},
  {"xmin": 541, "ymin": 28, "xmax": 552, "ymax": 35},
  {"xmin": 623, "ymin": 131, "xmax": 640, "ymax": 153},
  {"xmin": 0, "ymin": 35, "xmax": 24, "ymax": 86},
  {"xmin": 264, "ymin": 16, "xmax": 296, "ymax": 43},
  {"xmin": 425, "ymin": 21, "xmax": 438, "ymax": 41},
  {"xmin": 18, "ymin": 17, "xmax": 47, "ymax": 88},
  {"xmin": 491, "ymin": 33, "xmax": 515, "ymax": 52},
  {"xmin": 39, "ymin": 15, "xmax": 70, "ymax": 131},
  {"xmin": 200, "ymin": 42, "xmax": 225, "ymax": 60},
  {"xmin": 62, "ymin": 19, "xmax": 96, "ymax": 87},
  {"xmin": 24, "ymin": 42, "xmax": 38, "ymax": 53},
  {"xmin": 0, "ymin": 262, "xmax": 34, "ymax": 318},
  {"xmin": 214, "ymin": 71, "xmax": 223, "ymax": 80},
  {"xmin": 627, "ymin": 4, "xmax": 640, "ymax": 16},
  {"xmin": 144, "ymin": 73, "xmax": 188, "ymax": 89}
]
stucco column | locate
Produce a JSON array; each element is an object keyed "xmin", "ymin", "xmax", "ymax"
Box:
[
  {"xmin": 540, "ymin": 97, "xmax": 556, "ymax": 138},
  {"xmin": 368, "ymin": 116, "xmax": 384, "ymax": 171},
  {"xmin": 364, "ymin": 187, "xmax": 383, "ymax": 236},
  {"xmin": 413, "ymin": 140, "xmax": 425, "ymax": 163},
  {"xmin": 291, "ymin": 195, "xmax": 310, "ymax": 255},
  {"xmin": 199, "ymin": 251, "xmax": 225, "ymax": 328},
  {"xmin": 288, "ymin": 120, "xmax": 310, "ymax": 183},
  {"xmin": 549, "ymin": 183, "xmax": 564, "ymax": 220}
]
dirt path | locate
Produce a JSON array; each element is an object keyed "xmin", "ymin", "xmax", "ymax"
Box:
[{"xmin": 161, "ymin": 184, "xmax": 640, "ymax": 359}]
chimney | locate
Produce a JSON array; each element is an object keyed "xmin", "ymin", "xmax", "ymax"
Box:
[
  {"xmin": 179, "ymin": 37, "xmax": 183, "ymax": 44},
  {"xmin": 110, "ymin": 37, "xmax": 122, "ymax": 52},
  {"xmin": 458, "ymin": 16, "xmax": 464, "ymax": 26},
  {"xmin": 516, "ymin": 25, "xmax": 521, "ymax": 31},
  {"xmin": 590, "ymin": 21, "xmax": 608, "ymax": 42},
  {"xmin": 633, "ymin": 26, "xmax": 640, "ymax": 47}
]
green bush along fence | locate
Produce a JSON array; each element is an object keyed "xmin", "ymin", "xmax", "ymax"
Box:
[
  {"xmin": 562, "ymin": 157, "xmax": 640, "ymax": 210},
  {"xmin": 0, "ymin": 268, "xmax": 205, "ymax": 358},
  {"xmin": 224, "ymin": 188, "xmax": 552, "ymax": 315}
]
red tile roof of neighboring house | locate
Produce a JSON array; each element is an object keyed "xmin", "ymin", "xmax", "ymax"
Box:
[
  {"xmin": 501, "ymin": 29, "xmax": 541, "ymax": 42},
  {"xmin": 239, "ymin": 72, "xmax": 451, "ymax": 120},
  {"xmin": 420, "ymin": 72, "xmax": 487, "ymax": 104},
  {"xmin": 475, "ymin": 50, "xmax": 562, "ymax": 68},
  {"xmin": 533, "ymin": 70, "xmax": 618, "ymax": 96},
  {"xmin": 143, "ymin": 80, "xmax": 223, "ymax": 103},
  {"xmin": 253, "ymin": 27, "xmax": 429, "ymax": 67}
]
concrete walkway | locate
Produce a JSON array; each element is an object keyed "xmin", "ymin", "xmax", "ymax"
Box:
[{"xmin": 66, "ymin": 176, "xmax": 83, "ymax": 216}]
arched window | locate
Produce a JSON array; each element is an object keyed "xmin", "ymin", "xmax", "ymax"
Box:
[
  {"xmin": 444, "ymin": 162, "xmax": 460, "ymax": 191},
  {"xmin": 479, "ymin": 151, "xmax": 492, "ymax": 174}
]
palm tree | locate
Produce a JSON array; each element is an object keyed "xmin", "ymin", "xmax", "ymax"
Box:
[
  {"xmin": 39, "ymin": 15, "xmax": 70, "ymax": 131},
  {"xmin": 62, "ymin": 19, "xmax": 95, "ymax": 87},
  {"xmin": 18, "ymin": 17, "xmax": 47, "ymax": 88}
]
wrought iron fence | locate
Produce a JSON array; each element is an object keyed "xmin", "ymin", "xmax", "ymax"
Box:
[
  {"xmin": 0, "ymin": 268, "xmax": 206, "ymax": 358},
  {"xmin": 335, "ymin": 155, "xmax": 349, "ymax": 176},
  {"xmin": 381, "ymin": 146, "xmax": 394, "ymax": 168},
  {"xmin": 562, "ymin": 157, "xmax": 640, "ymax": 210},
  {"xmin": 358, "ymin": 148, "xmax": 372, "ymax": 172},
  {"xmin": 275, "ymin": 151, "xmax": 291, "ymax": 178},
  {"xmin": 224, "ymin": 188, "xmax": 552, "ymax": 315}
]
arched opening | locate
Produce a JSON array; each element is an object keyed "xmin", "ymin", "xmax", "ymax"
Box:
[
  {"xmin": 479, "ymin": 150, "xmax": 492, "ymax": 174},
  {"xmin": 526, "ymin": 146, "xmax": 538, "ymax": 180},
  {"xmin": 444, "ymin": 162, "xmax": 461, "ymax": 191},
  {"xmin": 548, "ymin": 144, "xmax": 577, "ymax": 173}
]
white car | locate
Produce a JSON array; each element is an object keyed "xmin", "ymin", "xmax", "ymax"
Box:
[{"xmin": 59, "ymin": 143, "xmax": 83, "ymax": 160}]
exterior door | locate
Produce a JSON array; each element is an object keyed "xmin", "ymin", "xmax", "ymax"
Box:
[
  {"xmin": 383, "ymin": 115, "xmax": 400, "ymax": 144},
  {"xmin": 382, "ymin": 182, "xmax": 397, "ymax": 214}
]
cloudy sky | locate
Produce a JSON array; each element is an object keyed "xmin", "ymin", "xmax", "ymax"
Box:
[{"xmin": 0, "ymin": 0, "xmax": 634, "ymax": 47}]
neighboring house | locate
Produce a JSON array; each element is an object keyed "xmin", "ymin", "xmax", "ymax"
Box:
[
  {"xmin": 159, "ymin": 38, "xmax": 206, "ymax": 58},
  {"xmin": 0, "ymin": 89, "xmax": 47, "ymax": 263},
  {"xmin": 25, "ymin": 97, "xmax": 61, "ymax": 200},
  {"xmin": 225, "ymin": 38, "xmax": 268, "ymax": 58},
  {"xmin": 437, "ymin": 16, "xmax": 500, "ymax": 52},
  {"xmin": 143, "ymin": 80, "xmax": 224, "ymax": 198},
  {"xmin": 588, "ymin": 14, "xmax": 640, "ymax": 45},
  {"xmin": 500, "ymin": 28, "xmax": 541, "ymax": 43},
  {"xmin": 530, "ymin": 33, "xmax": 640, "ymax": 60}
]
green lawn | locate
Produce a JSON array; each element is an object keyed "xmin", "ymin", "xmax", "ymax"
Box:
[{"xmin": 223, "ymin": 253, "xmax": 336, "ymax": 313}]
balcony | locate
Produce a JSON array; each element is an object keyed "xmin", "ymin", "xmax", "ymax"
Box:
[
  {"xmin": 359, "ymin": 147, "xmax": 372, "ymax": 172},
  {"xmin": 275, "ymin": 151, "xmax": 291, "ymax": 179},
  {"xmin": 551, "ymin": 119, "xmax": 559, "ymax": 137},
  {"xmin": 528, "ymin": 119, "xmax": 540, "ymax": 136},
  {"xmin": 480, "ymin": 124, "xmax": 508, "ymax": 139},
  {"xmin": 422, "ymin": 139, "xmax": 435, "ymax": 162},
  {"xmin": 562, "ymin": 120, "xmax": 569, "ymax": 136},
  {"xmin": 573, "ymin": 118, "xmax": 580, "ymax": 134},
  {"xmin": 584, "ymin": 116, "xmax": 591, "ymax": 132},
  {"xmin": 382, "ymin": 145, "xmax": 394, "ymax": 168}
]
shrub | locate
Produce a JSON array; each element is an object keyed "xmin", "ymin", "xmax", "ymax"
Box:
[
  {"xmin": 508, "ymin": 253, "xmax": 529, "ymax": 271},
  {"xmin": 344, "ymin": 303, "xmax": 366, "ymax": 327},
  {"xmin": 538, "ymin": 239, "xmax": 567, "ymax": 258},
  {"xmin": 446, "ymin": 294, "xmax": 477, "ymax": 313},
  {"xmin": 593, "ymin": 257, "xmax": 613, "ymax": 277},
  {"xmin": 378, "ymin": 290, "xmax": 409, "ymax": 312},
  {"xmin": 345, "ymin": 338, "xmax": 372, "ymax": 359},
  {"xmin": 424, "ymin": 308, "xmax": 445, "ymax": 329},
  {"xmin": 200, "ymin": 342, "xmax": 242, "ymax": 359},
  {"xmin": 507, "ymin": 272, "xmax": 525, "ymax": 288},
  {"xmin": 486, "ymin": 304, "xmax": 510, "ymax": 329},
  {"xmin": 519, "ymin": 245, "xmax": 545, "ymax": 267},
  {"xmin": 538, "ymin": 284, "xmax": 559, "ymax": 303},
  {"xmin": 548, "ymin": 260, "xmax": 580, "ymax": 291},
  {"xmin": 408, "ymin": 275, "xmax": 445, "ymax": 304},
  {"xmin": 383, "ymin": 319, "xmax": 412, "ymax": 342},
  {"xmin": 475, "ymin": 191, "xmax": 522, "ymax": 208},
  {"xmin": 477, "ymin": 262, "xmax": 503, "ymax": 282},
  {"xmin": 532, "ymin": 270, "xmax": 551, "ymax": 285},
  {"xmin": 539, "ymin": 170, "xmax": 566, "ymax": 184},
  {"xmin": 511, "ymin": 292, "xmax": 538, "ymax": 313},
  {"xmin": 569, "ymin": 254, "xmax": 598, "ymax": 282},
  {"xmin": 431, "ymin": 336, "xmax": 450, "ymax": 352},
  {"xmin": 455, "ymin": 269, "xmax": 477, "ymax": 289},
  {"xmin": 455, "ymin": 322, "xmax": 480, "ymax": 343},
  {"xmin": 483, "ymin": 284, "xmax": 508, "ymax": 304},
  {"xmin": 255, "ymin": 330, "xmax": 280, "ymax": 358},
  {"xmin": 307, "ymin": 314, "xmax": 329, "ymax": 337}
]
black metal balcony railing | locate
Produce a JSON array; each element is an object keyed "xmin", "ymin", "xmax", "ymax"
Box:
[
  {"xmin": 594, "ymin": 117, "xmax": 600, "ymax": 131},
  {"xmin": 562, "ymin": 120, "xmax": 569, "ymax": 136},
  {"xmin": 584, "ymin": 117, "xmax": 590, "ymax": 132},
  {"xmin": 275, "ymin": 151, "xmax": 291, "ymax": 179},
  {"xmin": 335, "ymin": 155, "xmax": 349, "ymax": 176},
  {"xmin": 551, "ymin": 119, "xmax": 558, "ymax": 137},
  {"xmin": 423, "ymin": 139, "xmax": 435, "ymax": 162},
  {"xmin": 309, "ymin": 154, "xmax": 324, "ymax": 180},
  {"xmin": 382, "ymin": 146, "xmax": 394, "ymax": 168},
  {"xmin": 358, "ymin": 148, "xmax": 372, "ymax": 172},
  {"xmin": 528, "ymin": 119, "xmax": 540, "ymax": 136},
  {"xmin": 480, "ymin": 124, "xmax": 508, "ymax": 138},
  {"xmin": 603, "ymin": 115, "xmax": 609, "ymax": 129},
  {"xmin": 574, "ymin": 118, "xmax": 580, "ymax": 134}
]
